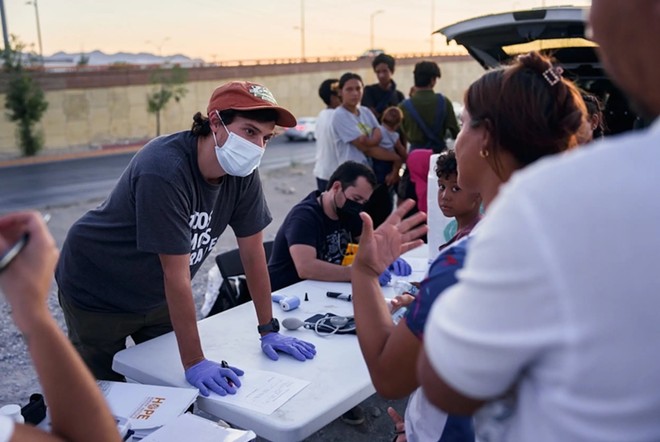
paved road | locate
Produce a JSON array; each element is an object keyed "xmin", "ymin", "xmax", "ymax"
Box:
[{"xmin": 0, "ymin": 138, "xmax": 316, "ymax": 214}]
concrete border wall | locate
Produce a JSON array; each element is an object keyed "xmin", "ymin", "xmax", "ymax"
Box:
[{"xmin": 0, "ymin": 56, "xmax": 483, "ymax": 155}]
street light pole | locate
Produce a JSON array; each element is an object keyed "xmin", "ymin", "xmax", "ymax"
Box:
[
  {"xmin": 430, "ymin": 0, "xmax": 435, "ymax": 55},
  {"xmin": 0, "ymin": 0, "xmax": 10, "ymax": 60},
  {"xmin": 300, "ymin": 0, "xmax": 305, "ymax": 60},
  {"xmin": 26, "ymin": 0, "xmax": 43, "ymax": 63},
  {"xmin": 370, "ymin": 9, "xmax": 383, "ymax": 50},
  {"xmin": 145, "ymin": 37, "xmax": 170, "ymax": 63}
]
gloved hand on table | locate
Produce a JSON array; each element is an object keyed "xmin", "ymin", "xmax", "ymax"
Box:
[
  {"xmin": 388, "ymin": 257, "xmax": 412, "ymax": 276},
  {"xmin": 379, "ymin": 268, "xmax": 392, "ymax": 286},
  {"xmin": 185, "ymin": 359, "xmax": 244, "ymax": 397},
  {"xmin": 261, "ymin": 333, "xmax": 317, "ymax": 361}
]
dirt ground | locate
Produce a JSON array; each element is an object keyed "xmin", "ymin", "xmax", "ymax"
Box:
[{"xmin": 0, "ymin": 160, "xmax": 408, "ymax": 441}]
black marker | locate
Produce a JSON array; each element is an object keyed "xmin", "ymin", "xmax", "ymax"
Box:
[
  {"xmin": 220, "ymin": 360, "xmax": 235, "ymax": 387},
  {"xmin": 326, "ymin": 291, "xmax": 352, "ymax": 302}
]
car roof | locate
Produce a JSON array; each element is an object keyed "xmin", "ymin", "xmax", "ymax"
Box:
[
  {"xmin": 436, "ymin": 6, "xmax": 640, "ymax": 135},
  {"xmin": 437, "ymin": 7, "xmax": 594, "ymax": 73}
]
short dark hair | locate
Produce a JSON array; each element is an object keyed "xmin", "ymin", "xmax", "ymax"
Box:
[
  {"xmin": 339, "ymin": 72, "xmax": 363, "ymax": 89},
  {"xmin": 435, "ymin": 150, "xmax": 458, "ymax": 180},
  {"xmin": 326, "ymin": 161, "xmax": 377, "ymax": 191},
  {"xmin": 318, "ymin": 79, "xmax": 339, "ymax": 106},
  {"xmin": 190, "ymin": 108, "xmax": 279, "ymax": 136},
  {"xmin": 372, "ymin": 53, "xmax": 395, "ymax": 72},
  {"xmin": 413, "ymin": 61, "xmax": 441, "ymax": 88}
]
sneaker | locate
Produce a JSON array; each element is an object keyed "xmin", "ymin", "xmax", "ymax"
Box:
[{"xmin": 341, "ymin": 405, "xmax": 366, "ymax": 426}]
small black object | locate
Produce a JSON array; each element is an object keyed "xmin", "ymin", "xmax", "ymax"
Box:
[
  {"xmin": 304, "ymin": 292, "xmax": 309, "ymax": 301},
  {"xmin": 21, "ymin": 393, "xmax": 47, "ymax": 425}
]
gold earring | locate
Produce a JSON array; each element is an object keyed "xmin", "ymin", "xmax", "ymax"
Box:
[{"xmin": 479, "ymin": 149, "xmax": 489, "ymax": 158}]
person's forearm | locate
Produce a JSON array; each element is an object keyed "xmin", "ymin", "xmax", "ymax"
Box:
[
  {"xmin": 295, "ymin": 259, "xmax": 352, "ymax": 282},
  {"xmin": 163, "ymin": 278, "xmax": 204, "ymax": 368},
  {"xmin": 352, "ymin": 266, "xmax": 418, "ymax": 398},
  {"xmin": 365, "ymin": 146, "xmax": 402, "ymax": 162},
  {"xmin": 22, "ymin": 315, "xmax": 120, "ymax": 442}
]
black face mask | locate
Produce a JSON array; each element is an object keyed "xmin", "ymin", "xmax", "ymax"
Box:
[{"xmin": 337, "ymin": 197, "xmax": 364, "ymax": 225}]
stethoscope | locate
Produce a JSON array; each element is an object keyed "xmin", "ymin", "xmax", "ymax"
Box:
[{"xmin": 281, "ymin": 315, "xmax": 355, "ymax": 337}]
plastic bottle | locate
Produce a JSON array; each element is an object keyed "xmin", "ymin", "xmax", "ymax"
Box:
[{"xmin": 0, "ymin": 404, "xmax": 24, "ymax": 424}]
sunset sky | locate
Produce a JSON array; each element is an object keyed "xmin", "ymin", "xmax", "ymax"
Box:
[{"xmin": 4, "ymin": 0, "xmax": 591, "ymax": 62}]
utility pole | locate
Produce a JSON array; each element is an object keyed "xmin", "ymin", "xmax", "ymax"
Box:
[
  {"xmin": 370, "ymin": 10, "xmax": 384, "ymax": 50},
  {"xmin": 0, "ymin": 0, "xmax": 10, "ymax": 60},
  {"xmin": 26, "ymin": 0, "xmax": 43, "ymax": 63},
  {"xmin": 300, "ymin": 0, "xmax": 305, "ymax": 60},
  {"xmin": 430, "ymin": 0, "xmax": 435, "ymax": 55}
]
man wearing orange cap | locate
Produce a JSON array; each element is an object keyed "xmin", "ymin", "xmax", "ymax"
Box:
[{"xmin": 56, "ymin": 81, "xmax": 316, "ymax": 397}]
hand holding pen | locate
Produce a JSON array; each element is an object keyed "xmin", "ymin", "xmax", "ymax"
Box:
[
  {"xmin": 184, "ymin": 358, "xmax": 244, "ymax": 397},
  {"xmin": 0, "ymin": 212, "xmax": 57, "ymax": 333}
]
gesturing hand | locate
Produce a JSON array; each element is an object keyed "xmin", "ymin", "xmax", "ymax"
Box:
[
  {"xmin": 353, "ymin": 199, "xmax": 427, "ymax": 280},
  {"xmin": 261, "ymin": 333, "xmax": 317, "ymax": 361},
  {"xmin": 185, "ymin": 359, "xmax": 244, "ymax": 397}
]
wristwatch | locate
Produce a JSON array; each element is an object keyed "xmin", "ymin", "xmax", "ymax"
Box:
[{"xmin": 257, "ymin": 317, "xmax": 280, "ymax": 334}]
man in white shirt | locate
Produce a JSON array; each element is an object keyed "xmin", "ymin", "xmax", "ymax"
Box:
[
  {"xmin": 418, "ymin": 1, "xmax": 660, "ymax": 441},
  {"xmin": 312, "ymin": 78, "xmax": 341, "ymax": 191}
]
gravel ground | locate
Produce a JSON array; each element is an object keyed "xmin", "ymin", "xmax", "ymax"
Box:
[{"xmin": 0, "ymin": 161, "xmax": 407, "ymax": 441}]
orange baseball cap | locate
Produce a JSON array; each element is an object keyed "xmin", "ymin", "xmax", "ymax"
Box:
[{"xmin": 206, "ymin": 81, "xmax": 297, "ymax": 128}]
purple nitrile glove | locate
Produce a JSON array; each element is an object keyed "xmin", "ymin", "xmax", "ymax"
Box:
[
  {"xmin": 185, "ymin": 359, "xmax": 244, "ymax": 397},
  {"xmin": 260, "ymin": 332, "xmax": 317, "ymax": 361},
  {"xmin": 379, "ymin": 268, "xmax": 392, "ymax": 286},
  {"xmin": 389, "ymin": 257, "xmax": 412, "ymax": 276}
]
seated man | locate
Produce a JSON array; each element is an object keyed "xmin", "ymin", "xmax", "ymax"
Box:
[
  {"xmin": 269, "ymin": 161, "xmax": 411, "ymax": 292},
  {"xmin": 268, "ymin": 161, "xmax": 375, "ymax": 292}
]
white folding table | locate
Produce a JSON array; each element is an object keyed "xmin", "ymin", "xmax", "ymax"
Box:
[{"xmin": 113, "ymin": 245, "xmax": 428, "ymax": 441}]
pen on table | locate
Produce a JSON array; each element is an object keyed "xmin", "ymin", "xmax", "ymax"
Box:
[
  {"xmin": 220, "ymin": 360, "xmax": 235, "ymax": 387},
  {"xmin": 326, "ymin": 291, "xmax": 352, "ymax": 302}
]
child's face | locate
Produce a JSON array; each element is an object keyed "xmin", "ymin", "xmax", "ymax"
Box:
[{"xmin": 437, "ymin": 173, "xmax": 480, "ymax": 219}]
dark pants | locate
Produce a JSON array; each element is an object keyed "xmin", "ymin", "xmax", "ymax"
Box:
[
  {"xmin": 316, "ymin": 178, "xmax": 328, "ymax": 192},
  {"xmin": 58, "ymin": 290, "xmax": 173, "ymax": 381}
]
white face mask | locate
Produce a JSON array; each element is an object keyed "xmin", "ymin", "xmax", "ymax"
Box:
[{"xmin": 212, "ymin": 111, "xmax": 265, "ymax": 177}]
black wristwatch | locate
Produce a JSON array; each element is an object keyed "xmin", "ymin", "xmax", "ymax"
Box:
[{"xmin": 257, "ymin": 317, "xmax": 280, "ymax": 334}]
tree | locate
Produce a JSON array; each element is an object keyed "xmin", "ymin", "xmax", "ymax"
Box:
[
  {"xmin": 3, "ymin": 35, "xmax": 49, "ymax": 156},
  {"xmin": 146, "ymin": 65, "xmax": 188, "ymax": 136}
]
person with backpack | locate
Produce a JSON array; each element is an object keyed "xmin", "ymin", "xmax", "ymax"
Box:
[{"xmin": 398, "ymin": 61, "xmax": 460, "ymax": 212}]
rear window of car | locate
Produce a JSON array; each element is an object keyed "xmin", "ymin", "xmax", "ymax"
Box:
[{"xmin": 502, "ymin": 38, "xmax": 596, "ymax": 56}]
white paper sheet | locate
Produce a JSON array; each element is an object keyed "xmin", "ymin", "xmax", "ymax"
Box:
[
  {"xmin": 141, "ymin": 413, "xmax": 256, "ymax": 442},
  {"xmin": 208, "ymin": 370, "xmax": 310, "ymax": 415}
]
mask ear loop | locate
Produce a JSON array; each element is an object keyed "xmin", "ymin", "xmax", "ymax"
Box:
[{"xmin": 215, "ymin": 110, "xmax": 230, "ymax": 131}]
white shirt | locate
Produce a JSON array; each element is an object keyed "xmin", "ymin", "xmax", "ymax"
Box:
[
  {"xmin": 425, "ymin": 120, "xmax": 660, "ymax": 442},
  {"xmin": 313, "ymin": 108, "xmax": 339, "ymax": 181},
  {"xmin": 0, "ymin": 415, "xmax": 15, "ymax": 442}
]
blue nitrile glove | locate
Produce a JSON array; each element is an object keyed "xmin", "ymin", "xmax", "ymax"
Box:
[
  {"xmin": 185, "ymin": 359, "xmax": 244, "ymax": 397},
  {"xmin": 260, "ymin": 333, "xmax": 317, "ymax": 361},
  {"xmin": 379, "ymin": 268, "xmax": 392, "ymax": 286},
  {"xmin": 389, "ymin": 257, "xmax": 412, "ymax": 276}
]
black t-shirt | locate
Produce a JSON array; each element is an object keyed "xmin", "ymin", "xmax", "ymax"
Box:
[
  {"xmin": 55, "ymin": 131, "xmax": 271, "ymax": 313},
  {"xmin": 362, "ymin": 81, "xmax": 405, "ymax": 121},
  {"xmin": 268, "ymin": 191, "xmax": 359, "ymax": 291}
]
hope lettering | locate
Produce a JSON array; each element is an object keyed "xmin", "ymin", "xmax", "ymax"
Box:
[{"xmin": 134, "ymin": 397, "xmax": 166, "ymax": 420}]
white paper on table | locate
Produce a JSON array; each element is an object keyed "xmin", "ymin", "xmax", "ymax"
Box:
[
  {"xmin": 141, "ymin": 412, "xmax": 256, "ymax": 442},
  {"xmin": 209, "ymin": 370, "xmax": 310, "ymax": 415}
]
